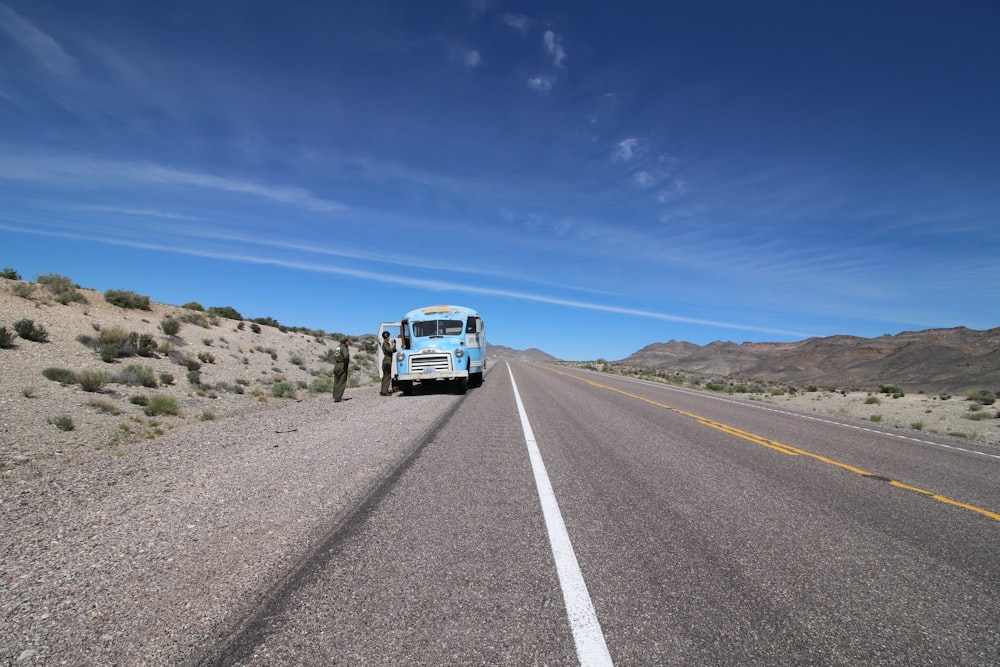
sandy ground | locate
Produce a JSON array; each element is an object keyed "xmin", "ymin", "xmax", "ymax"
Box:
[{"xmin": 754, "ymin": 387, "xmax": 1000, "ymax": 445}]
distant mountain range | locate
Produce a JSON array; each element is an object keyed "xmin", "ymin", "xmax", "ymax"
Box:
[
  {"xmin": 488, "ymin": 344, "xmax": 559, "ymax": 363},
  {"xmin": 620, "ymin": 327, "xmax": 1000, "ymax": 394}
]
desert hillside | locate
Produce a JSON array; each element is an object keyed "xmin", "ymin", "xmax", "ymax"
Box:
[
  {"xmin": 622, "ymin": 327, "xmax": 1000, "ymax": 395},
  {"xmin": 0, "ymin": 274, "xmax": 383, "ymax": 469}
]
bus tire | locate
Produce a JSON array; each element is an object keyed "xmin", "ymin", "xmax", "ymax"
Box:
[{"xmin": 400, "ymin": 380, "xmax": 414, "ymax": 396}]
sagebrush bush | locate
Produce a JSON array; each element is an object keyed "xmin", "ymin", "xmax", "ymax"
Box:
[
  {"xmin": 43, "ymin": 367, "xmax": 77, "ymax": 385},
  {"xmin": 77, "ymin": 368, "xmax": 110, "ymax": 392},
  {"xmin": 144, "ymin": 395, "xmax": 181, "ymax": 416},
  {"xmin": 208, "ymin": 305, "xmax": 243, "ymax": 321},
  {"xmin": 117, "ymin": 364, "xmax": 158, "ymax": 388},
  {"xmin": 87, "ymin": 398, "xmax": 120, "ymax": 415},
  {"xmin": 11, "ymin": 282, "xmax": 35, "ymax": 298},
  {"xmin": 37, "ymin": 273, "xmax": 86, "ymax": 304},
  {"xmin": 49, "ymin": 415, "xmax": 74, "ymax": 431},
  {"xmin": 13, "ymin": 319, "xmax": 49, "ymax": 342},
  {"xmin": 967, "ymin": 389, "xmax": 996, "ymax": 406},
  {"xmin": 104, "ymin": 289, "xmax": 151, "ymax": 310},
  {"xmin": 271, "ymin": 381, "xmax": 296, "ymax": 398},
  {"xmin": 160, "ymin": 317, "xmax": 181, "ymax": 336},
  {"xmin": 0, "ymin": 325, "xmax": 14, "ymax": 349},
  {"xmin": 1, "ymin": 267, "xmax": 20, "ymax": 279},
  {"xmin": 182, "ymin": 302, "xmax": 205, "ymax": 311}
]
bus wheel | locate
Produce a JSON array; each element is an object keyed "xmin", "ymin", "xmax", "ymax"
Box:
[
  {"xmin": 469, "ymin": 372, "xmax": 483, "ymax": 388},
  {"xmin": 454, "ymin": 377, "xmax": 468, "ymax": 395},
  {"xmin": 400, "ymin": 380, "xmax": 414, "ymax": 396}
]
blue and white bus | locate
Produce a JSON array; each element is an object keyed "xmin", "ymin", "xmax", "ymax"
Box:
[{"xmin": 378, "ymin": 305, "xmax": 486, "ymax": 395}]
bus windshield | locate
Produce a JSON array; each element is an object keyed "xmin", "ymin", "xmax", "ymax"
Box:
[{"xmin": 412, "ymin": 319, "xmax": 463, "ymax": 337}]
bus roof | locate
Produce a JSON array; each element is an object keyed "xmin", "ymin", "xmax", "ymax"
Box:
[{"xmin": 402, "ymin": 305, "xmax": 480, "ymax": 321}]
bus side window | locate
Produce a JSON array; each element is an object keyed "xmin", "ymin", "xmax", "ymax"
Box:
[{"xmin": 466, "ymin": 317, "xmax": 480, "ymax": 334}]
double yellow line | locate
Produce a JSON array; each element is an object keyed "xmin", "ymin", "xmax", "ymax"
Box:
[{"xmin": 554, "ymin": 369, "xmax": 1000, "ymax": 523}]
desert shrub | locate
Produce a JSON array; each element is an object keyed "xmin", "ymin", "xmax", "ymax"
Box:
[
  {"xmin": 878, "ymin": 384, "xmax": 904, "ymax": 398},
  {"xmin": 705, "ymin": 383, "xmax": 726, "ymax": 392},
  {"xmin": 199, "ymin": 411, "xmax": 216, "ymax": 421},
  {"xmin": 250, "ymin": 323, "xmax": 261, "ymax": 334},
  {"xmin": 43, "ymin": 367, "xmax": 77, "ymax": 385},
  {"xmin": 0, "ymin": 325, "xmax": 14, "ymax": 348},
  {"xmin": 289, "ymin": 353, "xmax": 304, "ymax": 367},
  {"xmin": 37, "ymin": 273, "xmax": 86, "ymax": 304},
  {"xmin": 198, "ymin": 351, "xmax": 215, "ymax": 364},
  {"xmin": 159, "ymin": 372, "xmax": 174, "ymax": 386},
  {"xmin": 186, "ymin": 369, "xmax": 202, "ymax": 385},
  {"xmin": 967, "ymin": 402, "xmax": 983, "ymax": 412},
  {"xmin": 118, "ymin": 364, "xmax": 158, "ymax": 388},
  {"xmin": 770, "ymin": 388, "xmax": 785, "ymax": 396},
  {"xmin": 49, "ymin": 415, "xmax": 74, "ymax": 431},
  {"xmin": 910, "ymin": 421, "xmax": 925, "ymax": 431},
  {"xmin": 22, "ymin": 386, "xmax": 36, "ymax": 398},
  {"xmin": 309, "ymin": 376, "xmax": 334, "ymax": 393},
  {"xmin": 964, "ymin": 411, "xmax": 993, "ymax": 421},
  {"xmin": 136, "ymin": 333, "xmax": 158, "ymax": 357},
  {"xmin": 252, "ymin": 316, "xmax": 280, "ymax": 328},
  {"xmin": 966, "ymin": 389, "xmax": 996, "ymax": 406},
  {"xmin": 271, "ymin": 381, "xmax": 297, "ymax": 398},
  {"xmin": 160, "ymin": 317, "xmax": 181, "ymax": 335},
  {"xmin": 104, "ymin": 289, "xmax": 151, "ymax": 310},
  {"xmin": 13, "ymin": 319, "xmax": 49, "ymax": 342},
  {"xmin": 97, "ymin": 325, "xmax": 129, "ymax": 363},
  {"xmin": 208, "ymin": 305, "xmax": 243, "ymax": 321},
  {"xmin": 77, "ymin": 368, "xmax": 111, "ymax": 392},
  {"xmin": 182, "ymin": 302, "xmax": 205, "ymax": 311},
  {"xmin": 1, "ymin": 267, "xmax": 20, "ymax": 279},
  {"xmin": 319, "ymin": 348, "xmax": 339, "ymax": 363},
  {"xmin": 144, "ymin": 395, "xmax": 181, "ymax": 416},
  {"xmin": 87, "ymin": 398, "xmax": 120, "ymax": 415},
  {"xmin": 865, "ymin": 395, "xmax": 881, "ymax": 405},
  {"xmin": 11, "ymin": 282, "xmax": 35, "ymax": 298},
  {"xmin": 178, "ymin": 311, "xmax": 211, "ymax": 328},
  {"xmin": 130, "ymin": 395, "xmax": 149, "ymax": 406},
  {"xmin": 870, "ymin": 414, "xmax": 883, "ymax": 422}
]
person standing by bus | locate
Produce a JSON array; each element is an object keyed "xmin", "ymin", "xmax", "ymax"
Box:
[
  {"xmin": 332, "ymin": 338, "xmax": 350, "ymax": 402},
  {"xmin": 380, "ymin": 331, "xmax": 396, "ymax": 396}
]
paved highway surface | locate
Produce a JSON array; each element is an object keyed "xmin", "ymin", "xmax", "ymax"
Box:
[{"xmin": 202, "ymin": 361, "xmax": 1000, "ymax": 665}]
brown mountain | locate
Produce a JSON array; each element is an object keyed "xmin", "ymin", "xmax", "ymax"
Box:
[
  {"xmin": 488, "ymin": 344, "xmax": 559, "ymax": 363},
  {"xmin": 621, "ymin": 327, "xmax": 1000, "ymax": 394}
]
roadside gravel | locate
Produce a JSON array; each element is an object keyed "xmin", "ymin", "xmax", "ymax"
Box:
[{"xmin": 2, "ymin": 372, "xmax": 459, "ymax": 666}]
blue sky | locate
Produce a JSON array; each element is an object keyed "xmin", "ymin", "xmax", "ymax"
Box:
[{"xmin": 2, "ymin": 1, "xmax": 998, "ymax": 361}]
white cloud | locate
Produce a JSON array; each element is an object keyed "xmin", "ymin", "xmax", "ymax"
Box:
[
  {"xmin": 0, "ymin": 3, "xmax": 77, "ymax": 77},
  {"xmin": 612, "ymin": 138, "xmax": 639, "ymax": 162},
  {"xmin": 463, "ymin": 48, "xmax": 482, "ymax": 70},
  {"xmin": 528, "ymin": 76, "xmax": 553, "ymax": 92},
  {"xmin": 0, "ymin": 154, "xmax": 348, "ymax": 212},
  {"xmin": 543, "ymin": 30, "xmax": 566, "ymax": 68},
  {"xmin": 502, "ymin": 13, "xmax": 530, "ymax": 34},
  {"xmin": 633, "ymin": 171, "xmax": 655, "ymax": 189}
]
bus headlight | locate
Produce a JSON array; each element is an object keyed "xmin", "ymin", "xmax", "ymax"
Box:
[
  {"xmin": 396, "ymin": 352, "xmax": 405, "ymax": 361},
  {"xmin": 454, "ymin": 348, "xmax": 464, "ymax": 359}
]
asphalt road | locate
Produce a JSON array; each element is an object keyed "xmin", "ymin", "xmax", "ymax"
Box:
[{"xmin": 210, "ymin": 361, "xmax": 1000, "ymax": 666}]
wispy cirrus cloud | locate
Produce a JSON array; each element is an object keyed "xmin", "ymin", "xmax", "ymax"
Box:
[
  {"xmin": 0, "ymin": 154, "xmax": 348, "ymax": 212},
  {"xmin": 0, "ymin": 3, "xmax": 77, "ymax": 77},
  {"xmin": 502, "ymin": 13, "xmax": 530, "ymax": 34},
  {"xmin": 544, "ymin": 30, "xmax": 566, "ymax": 68},
  {"xmin": 611, "ymin": 138, "xmax": 639, "ymax": 162},
  {"xmin": 0, "ymin": 219, "xmax": 812, "ymax": 338}
]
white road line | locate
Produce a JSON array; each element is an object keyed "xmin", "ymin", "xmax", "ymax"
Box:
[{"xmin": 507, "ymin": 364, "xmax": 614, "ymax": 667}]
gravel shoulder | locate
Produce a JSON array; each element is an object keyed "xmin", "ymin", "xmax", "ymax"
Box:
[
  {"xmin": 2, "ymin": 387, "xmax": 459, "ymax": 665},
  {"xmin": 1, "ymin": 279, "xmax": 459, "ymax": 665}
]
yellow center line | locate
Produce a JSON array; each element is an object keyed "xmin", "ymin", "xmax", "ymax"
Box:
[{"xmin": 552, "ymin": 368, "xmax": 1000, "ymax": 523}]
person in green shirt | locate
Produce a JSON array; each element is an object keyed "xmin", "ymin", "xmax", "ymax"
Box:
[
  {"xmin": 332, "ymin": 338, "xmax": 350, "ymax": 402},
  {"xmin": 380, "ymin": 331, "xmax": 396, "ymax": 396}
]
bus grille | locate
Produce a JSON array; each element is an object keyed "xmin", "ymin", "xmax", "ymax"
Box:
[{"xmin": 409, "ymin": 354, "xmax": 452, "ymax": 374}]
